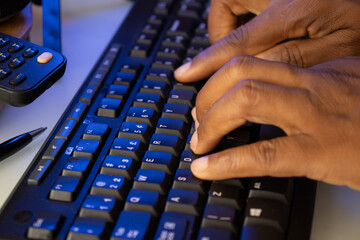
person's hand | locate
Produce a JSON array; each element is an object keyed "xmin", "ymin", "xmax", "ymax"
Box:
[
  {"xmin": 190, "ymin": 56, "xmax": 360, "ymax": 191},
  {"xmin": 175, "ymin": 0, "xmax": 360, "ymax": 82}
]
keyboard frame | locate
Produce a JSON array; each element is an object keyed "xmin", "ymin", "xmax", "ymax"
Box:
[{"xmin": 0, "ymin": 0, "xmax": 317, "ymax": 239}]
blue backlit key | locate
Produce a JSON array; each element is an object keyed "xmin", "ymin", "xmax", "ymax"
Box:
[
  {"xmin": 27, "ymin": 212, "xmax": 63, "ymax": 240},
  {"xmin": 90, "ymin": 174, "xmax": 130, "ymax": 200},
  {"xmin": 155, "ymin": 212, "xmax": 196, "ymax": 240},
  {"xmin": 149, "ymin": 133, "xmax": 181, "ymax": 156},
  {"xmin": 124, "ymin": 189, "xmax": 162, "ymax": 217},
  {"xmin": 67, "ymin": 217, "xmax": 110, "ymax": 240},
  {"xmin": 118, "ymin": 122, "xmax": 151, "ymax": 144},
  {"xmin": 133, "ymin": 169, "xmax": 169, "ymax": 195},
  {"xmin": 109, "ymin": 138, "xmax": 144, "ymax": 161},
  {"xmin": 49, "ymin": 176, "xmax": 81, "ymax": 202},
  {"xmin": 111, "ymin": 210, "xmax": 153, "ymax": 240},
  {"xmin": 100, "ymin": 155, "xmax": 137, "ymax": 179},
  {"xmin": 73, "ymin": 139, "xmax": 100, "ymax": 161},
  {"xmin": 126, "ymin": 106, "xmax": 158, "ymax": 127},
  {"xmin": 141, "ymin": 150, "xmax": 176, "ymax": 174},
  {"xmin": 62, "ymin": 157, "xmax": 91, "ymax": 179},
  {"xmin": 79, "ymin": 195, "xmax": 120, "ymax": 222}
]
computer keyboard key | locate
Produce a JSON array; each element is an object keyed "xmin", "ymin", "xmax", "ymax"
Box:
[
  {"xmin": 124, "ymin": 189, "xmax": 162, "ymax": 217},
  {"xmin": 111, "ymin": 210, "xmax": 153, "ymax": 240},
  {"xmin": 56, "ymin": 119, "xmax": 78, "ymax": 140},
  {"xmin": 118, "ymin": 122, "xmax": 152, "ymax": 144},
  {"xmin": 140, "ymin": 79, "xmax": 169, "ymax": 98},
  {"xmin": 240, "ymin": 225, "xmax": 284, "ymax": 240},
  {"xmin": 97, "ymin": 98, "xmax": 122, "ymax": 118},
  {"xmin": 177, "ymin": 2, "xmax": 202, "ymax": 19},
  {"xmin": 137, "ymin": 33, "xmax": 156, "ymax": 45},
  {"xmin": 141, "ymin": 150, "xmax": 176, "ymax": 174},
  {"xmin": 154, "ymin": 214, "xmax": 187, "ymax": 240},
  {"xmin": 157, "ymin": 46, "xmax": 184, "ymax": 60},
  {"xmin": 244, "ymin": 198, "xmax": 289, "ymax": 233},
  {"xmin": 90, "ymin": 174, "xmax": 130, "ymax": 200},
  {"xmin": 155, "ymin": 211, "xmax": 197, "ymax": 240},
  {"xmin": 120, "ymin": 62, "xmax": 142, "ymax": 75},
  {"xmin": 130, "ymin": 43, "xmax": 152, "ymax": 58},
  {"xmin": 142, "ymin": 23, "xmax": 161, "ymax": 35},
  {"xmin": 168, "ymin": 89, "xmax": 195, "ymax": 107},
  {"xmin": 146, "ymin": 67, "xmax": 174, "ymax": 83},
  {"xmin": 201, "ymin": 204, "xmax": 238, "ymax": 233},
  {"xmin": 184, "ymin": 133, "xmax": 192, "ymax": 150},
  {"xmin": 152, "ymin": 56, "xmax": 180, "ymax": 70},
  {"xmin": 133, "ymin": 168, "xmax": 170, "ymax": 195},
  {"xmin": 173, "ymin": 169, "xmax": 208, "ymax": 194},
  {"xmin": 148, "ymin": 13, "xmax": 166, "ymax": 25},
  {"xmin": 109, "ymin": 138, "xmax": 144, "ymax": 161},
  {"xmin": 80, "ymin": 84, "xmax": 98, "ymax": 104},
  {"xmin": 207, "ymin": 183, "xmax": 246, "ymax": 210},
  {"xmin": 173, "ymin": 80, "xmax": 204, "ymax": 94},
  {"xmin": 8, "ymin": 42, "xmax": 24, "ymax": 53},
  {"xmin": 133, "ymin": 92, "xmax": 164, "ymax": 112},
  {"xmin": 154, "ymin": 1, "xmax": 173, "ymax": 15},
  {"xmin": 49, "ymin": 176, "xmax": 81, "ymax": 202},
  {"xmin": 68, "ymin": 102, "xmax": 88, "ymax": 121},
  {"xmin": 42, "ymin": 138, "xmax": 66, "ymax": 160},
  {"xmin": 162, "ymin": 103, "xmax": 191, "ymax": 123},
  {"xmin": 179, "ymin": 150, "xmax": 197, "ymax": 169},
  {"xmin": 83, "ymin": 123, "xmax": 109, "ymax": 143},
  {"xmin": 167, "ymin": 18, "xmax": 195, "ymax": 38},
  {"xmin": 149, "ymin": 133, "xmax": 182, "ymax": 156},
  {"xmin": 67, "ymin": 217, "xmax": 110, "ymax": 240},
  {"xmin": 28, "ymin": 159, "xmax": 54, "ymax": 185},
  {"xmin": 100, "ymin": 155, "xmax": 138, "ymax": 179},
  {"xmin": 126, "ymin": 106, "xmax": 158, "ymax": 127},
  {"xmin": 27, "ymin": 212, "xmax": 63, "ymax": 240},
  {"xmin": 79, "ymin": 195, "xmax": 120, "ymax": 222},
  {"xmin": 249, "ymin": 178, "xmax": 294, "ymax": 204},
  {"xmin": 62, "ymin": 157, "xmax": 91, "ymax": 179},
  {"xmin": 106, "ymin": 85, "xmax": 129, "ymax": 100},
  {"xmin": 197, "ymin": 227, "xmax": 233, "ymax": 240},
  {"xmin": 73, "ymin": 139, "xmax": 101, "ymax": 161},
  {"xmin": 155, "ymin": 118, "xmax": 187, "ymax": 139},
  {"xmin": 113, "ymin": 72, "xmax": 136, "ymax": 87},
  {"xmin": 165, "ymin": 188, "xmax": 202, "ymax": 216}
]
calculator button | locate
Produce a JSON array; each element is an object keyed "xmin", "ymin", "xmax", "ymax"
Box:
[
  {"xmin": 0, "ymin": 68, "xmax": 11, "ymax": 79},
  {"xmin": 0, "ymin": 37, "xmax": 9, "ymax": 47},
  {"xmin": 9, "ymin": 73, "xmax": 26, "ymax": 85},
  {"xmin": 9, "ymin": 57, "xmax": 25, "ymax": 69},
  {"xmin": 8, "ymin": 42, "xmax": 24, "ymax": 53},
  {"xmin": 0, "ymin": 52, "xmax": 10, "ymax": 62},
  {"xmin": 23, "ymin": 47, "xmax": 39, "ymax": 58},
  {"xmin": 37, "ymin": 52, "xmax": 53, "ymax": 64}
]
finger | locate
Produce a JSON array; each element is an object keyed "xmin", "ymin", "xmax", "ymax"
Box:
[
  {"xmin": 175, "ymin": 6, "xmax": 301, "ymax": 83},
  {"xmin": 192, "ymin": 79, "xmax": 310, "ymax": 154},
  {"xmin": 190, "ymin": 134, "xmax": 323, "ymax": 181},
  {"xmin": 208, "ymin": 0, "xmax": 247, "ymax": 44},
  {"xmin": 255, "ymin": 30, "xmax": 360, "ymax": 68},
  {"xmin": 194, "ymin": 56, "xmax": 306, "ymax": 122}
]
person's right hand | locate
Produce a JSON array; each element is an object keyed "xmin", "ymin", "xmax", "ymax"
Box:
[{"xmin": 175, "ymin": 0, "xmax": 360, "ymax": 83}]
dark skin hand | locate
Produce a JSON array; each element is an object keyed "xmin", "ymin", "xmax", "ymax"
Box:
[
  {"xmin": 175, "ymin": 0, "xmax": 360, "ymax": 83},
  {"xmin": 189, "ymin": 56, "xmax": 360, "ymax": 191}
]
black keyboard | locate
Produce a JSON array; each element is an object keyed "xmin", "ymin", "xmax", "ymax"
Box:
[{"xmin": 0, "ymin": 0, "xmax": 317, "ymax": 239}]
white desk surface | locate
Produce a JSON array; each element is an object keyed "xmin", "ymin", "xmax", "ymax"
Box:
[{"xmin": 1, "ymin": 1, "xmax": 360, "ymax": 239}]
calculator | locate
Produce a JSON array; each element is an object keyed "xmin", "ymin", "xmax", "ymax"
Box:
[{"xmin": 0, "ymin": 32, "xmax": 66, "ymax": 107}]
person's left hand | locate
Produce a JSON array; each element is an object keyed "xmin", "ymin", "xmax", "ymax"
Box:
[{"xmin": 190, "ymin": 56, "xmax": 360, "ymax": 191}]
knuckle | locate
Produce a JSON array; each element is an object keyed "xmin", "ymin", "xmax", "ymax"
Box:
[
  {"xmin": 278, "ymin": 44, "xmax": 305, "ymax": 67},
  {"xmin": 235, "ymin": 79, "xmax": 261, "ymax": 109},
  {"xmin": 252, "ymin": 139, "xmax": 279, "ymax": 174},
  {"xmin": 225, "ymin": 55, "xmax": 256, "ymax": 79},
  {"xmin": 225, "ymin": 26, "xmax": 250, "ymax": 50}
]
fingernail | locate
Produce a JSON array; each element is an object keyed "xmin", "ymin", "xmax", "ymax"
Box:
[
  {"xmin": 175, "ymin": 61, "xmax": 191, "ymax": 77},
  {"xmin": 191, "ymin": 156, "xmax": 209, "ymax": 173},
  {"xmin": 190, "ymin": 131, "xmax": 198, "ymax": 152}
]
